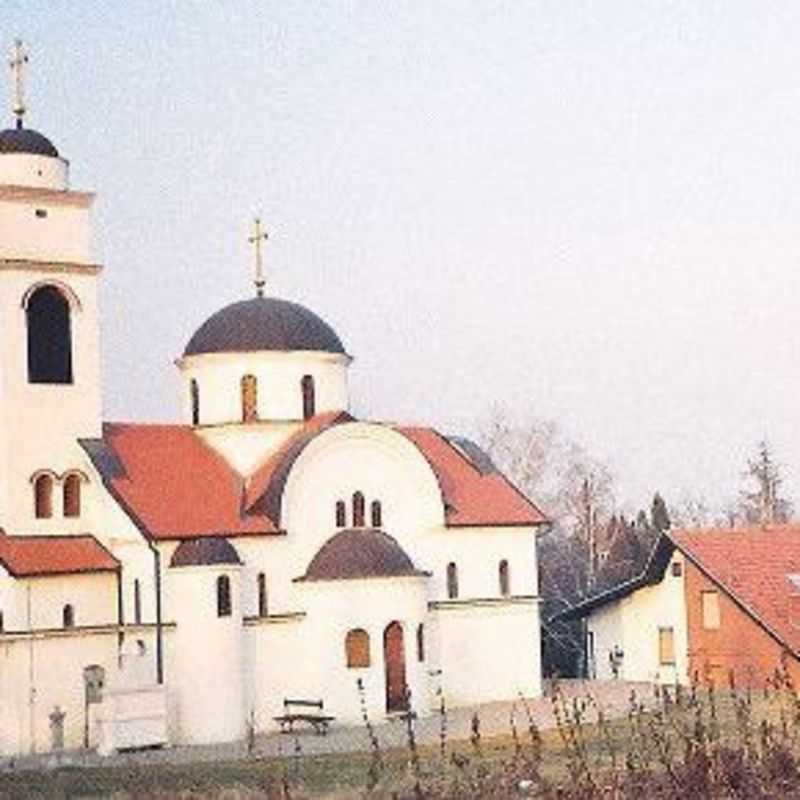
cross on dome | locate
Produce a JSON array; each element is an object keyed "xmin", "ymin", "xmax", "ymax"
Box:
[
  {"xmin": 9, "ymin": 39, "xmax": 28, "ymax": 130},
  {"xmin": 248, "ymin": 216, "xmax": 269, "ymax": 298}
]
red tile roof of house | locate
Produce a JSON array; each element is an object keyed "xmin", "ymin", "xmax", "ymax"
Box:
[
  {"xmin": 97, "ymin": 423, "xmax": 279, "ymax": 540},
  {"xmin": 672, "ymin": 525, "xmax": 800, "ymax": 654},
  {"xmin": 0, "ymin": 533, "xmax": 119, "ymax": 577},
  {"xmin": 396, "ymin": 427, "xmax": 549, "ymax": 527}
]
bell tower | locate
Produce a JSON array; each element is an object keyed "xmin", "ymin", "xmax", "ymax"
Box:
[{"xmin": 0, "ymin": 40, "xmax": 103, "ymax": 533}]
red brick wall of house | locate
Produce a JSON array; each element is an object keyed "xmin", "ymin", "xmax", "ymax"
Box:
[{"xmin": 684, "ymin": 562, "xmax": 800, "ymax": 689}]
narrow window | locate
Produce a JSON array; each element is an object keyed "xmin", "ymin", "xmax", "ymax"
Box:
[
  {"xmin": 27, "ymin": 285, "xmax": 73, "ymax": 384},
  {"xmin": 190, "ymin": 379, "xmax": 200, "ymax": 426},
  {"xmin": 134, "ymin": 579, "xmax": 142, "ymax": 625},
  {"xmin": 658, "ymin": 627, "xmax": 675, "ymax": 665},
  {"xmin": 416, "ymin": 623, "xmax": 425, "ymax": 662},
  {"xmin": 446, "ymin": 562, "xmax": 459, "ymax": 599},
  {"xmin": 371, "ymin": 500, "xmax": 382, "ymax": 528},
  {"xmin": 217, "ymin": 575, "xmax": 232, "ymax": 617},
  {"xmin": 241, "ymin": 374, "xmax": 258, "ymax": 422},
  {"xmin": 499, "ymin": 559, "xmax": 510, "ymax": 596},
  {"xmin": 301, "ymin": 375, "xmax": 316, "ymax": 420},
  {"xmin": 62, "ymin": 604, "xmax": 74, "ymax": 628},
  {"xmin": 34, "ymin": 474, "xmax": 53, "ymax": 519},
  {"xmin": 0, "ymin": 611, "xmax": 4, "ymax": 632},
  {"xmin": 353, "ymin": 492, "xmax": 365, "ymax": 527},
  {"xmin": 336, "ymin": 500, "xmax": 347, "ymax": 527},
  {"xmin": 63, "ymin": 473, "xmax": 81, "ymax": 518},
  {"xmin": 701, "ymin": 591, "xmax": 720, "ymax": 630},
  {"xmin": 345, "ymin": 628, "xmax": 371, "ymax": 668},
  {"xmin": 258, "ymin": 572, "xmax": 268, "ymax": 617},
  {"xmin": 671, "ymin": 562, "xmax": 683, "ymax": 577}
]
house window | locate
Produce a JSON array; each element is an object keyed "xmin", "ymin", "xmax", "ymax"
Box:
[
  {"xmin": 241, "ymin": 374, "xmax": 258, "ymax": 422},
  {"xmin": 133, "ymin": 579, "xmax": 142, "ymax": 625},
  {"xmin": 217, "ymin": 575, "xmax": 232, "ymax": 617},
  {"xmin": 63, "ymin": 473, "xmax": 82, "ymax": 518},
  {"xmin": 0, "ymin": 611, "xmax": 4, "ymax": 632},
  {"xmin": 702, "ymin": 591, "xmax": 720, "ymax": 630},
  {"xmin": 658, "ymin": 627, "xmax": 675, "ymax": 665},
  {"xmin": 301, "ymin": 375, "xmax": 315, "ymax": 420},
  {"xmin": 499, "ymin": 560, "xmax": 510, "ymax": 596},
  {"xmin": 371, "ymin": 500, "xmax": 382, "ymax": 528},
  {"xmin": 27, "ymin": 285, "xmax": 73, "ymax": 384},
  {"xmin": 34, "ymin": 474, "xmax": 53, "ymax": 519},
  {"xmin": 336, "ymin": 500, "xmax": 346, "ymax": 527},
  {"xmin": 671, "ymin": 562, "xmax": 682, "ymax": 577},
  {"xmin": 446, "ymin": 562, "xmax": 459, "ymax": 599},
  {"xmin": 353, "ymin": 492, "xmax": 365, "ymax": 527},
  {"xmin": 62, "ymin": 604, "xmax": 75, "ymax": 628},
  {"xmin": 416, "ymin": 623, "xmax": 425, "ymax": 662},
  {"xmin": 190, "ymin": 379, "xmax": 200, "ymax": 425},
  {"xmin": 258, "ymin": 572, "xmax": 268, "ymax": 617},
  {"xmin": 345, "ymin": 628, "xmax": 370, "ymax": 668}
]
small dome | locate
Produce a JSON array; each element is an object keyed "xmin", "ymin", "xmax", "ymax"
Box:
[
  {"xmin": 300, "ymin": 528, "xmax": 424, "ymax": 582},
  {"xmin": 184, "ymin": 297, "xmax": 346, "ymax": 357},
  {"xmin": 0, "ymin": 127, "xmax": 59, "ymax": 158},
  {"xmin": 170, "ymin": 537, "xmax": 241, "ymax": 568}
]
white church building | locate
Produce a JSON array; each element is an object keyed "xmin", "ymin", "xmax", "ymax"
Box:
[{"xmin": 0, "ymin": 44, "xmax": 547, "ymax": 755}]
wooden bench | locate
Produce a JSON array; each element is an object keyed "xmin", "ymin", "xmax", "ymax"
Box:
[{"xmin": 274, "ymin": 699, "xmax": 334, "ymax": 736}]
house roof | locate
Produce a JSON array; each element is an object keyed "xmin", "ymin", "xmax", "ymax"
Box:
[
  {"xmin": 552, "ymin": 525, "xmax": 800, "ymax": 656},
  {"xmin": 396, "ymin": 427, "xmax": 549, "ymax": 528},
  {"xmin": 81, "ymin": 414, "xmax": 547, "ymax": 542},
  {"xmin": 0, "ymin": 532, "xmax": 119, "ymax": 578}
]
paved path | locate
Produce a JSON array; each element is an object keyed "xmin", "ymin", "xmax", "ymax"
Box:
[{"xmin": 3, "ymin": 680, "xmax": 655, "ymax": 772}]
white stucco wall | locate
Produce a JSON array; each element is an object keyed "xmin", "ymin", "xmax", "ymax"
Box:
[
  {"xmin": 586, "ymin": 552, "xmax": 688, "ymax": 684},
  {"xmin": 0, "ymin": 154, "xmax": 69, "ymax": 192}
]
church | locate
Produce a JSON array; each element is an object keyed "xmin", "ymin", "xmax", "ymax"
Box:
[{"xmin": 0, "ymin": 43, "xmax": 547, "ymax": 755}]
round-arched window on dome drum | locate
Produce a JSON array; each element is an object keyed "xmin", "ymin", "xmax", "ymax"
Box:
[
  {"xmin": 63, "ymin": 473, "xmax": 82, "ymax": 518},
  {"xmin": 345, "ymin": 628, "xmax": 370, "ymax": 668}
]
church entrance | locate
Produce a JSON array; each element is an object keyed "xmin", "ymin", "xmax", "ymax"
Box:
[{"xmin": 383, "ymin": 621, "xmax": 408, "ymax": 713}]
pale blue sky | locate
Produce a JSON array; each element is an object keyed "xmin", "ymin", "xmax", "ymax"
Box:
[{"xmin": 5, "ymin": 1, "xmax": 800, "ymax": 513}]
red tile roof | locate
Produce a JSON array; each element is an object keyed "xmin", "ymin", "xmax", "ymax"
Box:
[
  {"xmin": 99, "ymin": 424, "xmax": 278, "ymax": 540},
  {"xmin": 672, "ymin": 525, "xmax": 800, "ymax": 654},
  {"xmin": 396, "ymin": 427, "xmax": 549, "ymax": 527},
  {"xmin": 0, "ymin": 533, "xmax": 119, "ymax": 577}
]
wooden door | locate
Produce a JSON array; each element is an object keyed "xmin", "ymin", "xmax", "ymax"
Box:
[{"xmin": 383, "ymin": 622, "xmax": 408, "ymax": 712}]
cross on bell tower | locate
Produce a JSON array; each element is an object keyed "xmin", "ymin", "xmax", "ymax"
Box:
[
  {"xmin": 9, "ymin": 39, "xmax": 28, "ymax": 130},
  {"xmin": 248, "ymin": 217, "xmax": 269, "ymax": 298}
]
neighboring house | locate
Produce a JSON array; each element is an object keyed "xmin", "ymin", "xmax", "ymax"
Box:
[
  {"xmin": 0, "ymin": 60, "xmax": 549, "ymax": 756},
  {"xmin": 553, "ymin": 526, "xmax": 800, "ymax": 688}
]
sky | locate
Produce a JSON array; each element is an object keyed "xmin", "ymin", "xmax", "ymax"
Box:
[{"xmin": 4, "ymin": 1, "xmax": 800, "ymax": 514}]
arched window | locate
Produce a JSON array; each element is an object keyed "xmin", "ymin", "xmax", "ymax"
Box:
[
  {"xmin": 336, "ymin": 500, "xmax": 346, "ymax": 527},
  {"xmin": 217, "ymin": 575, "xmax": 232, "ymax": 617},
  {"xmin": 446, "ymin": 562, "xmax": 459, "ymax": 599},
  {"xmin": 34, "ymin": 474, "xmax": 53, "ymax": 519},
  {"xmin": 62, "ymin": 604, "xmax": 74, "ymax": 628},
  {"xmin": 241, "ymin": 374, "xmax": 258, "ymax": 422},
  {"xmin": 353, "ymin": 492, "xmax": 365, "ymax": 527},
  {"xmin": 133, "ymin": 579, "xmax": 142, "ymax": 625},
  {"xmin": 370, "ymin": 500, "xmax": 382, "ymax": 528},
  {"xmin": 63, "ymin": 473, "xmax": 81, "ymax": 518},
  {"xmin": 258, "ymin": 572, "xmax": 268, "ymax": 617},
  {"xmin": 190, "ymin": 379, "xmax": 200, "ymax": 426},
  {"xmin": 301, "ymin": 375, "xmax": 316, "ymax": 420},
  {"xmin": 499, "ymin": 560, "xmax": 510, "ymax": 597},
  {"xmin": 345, "ymin": 628, "xmax": 371, "ymax": 668},
  {"xmin": 416, "ymin": 623, "xmax": 425, "ymax": 662},
  {"xmin": 27, "ymin": 285, "xmax": 73, "ymax": 384}
]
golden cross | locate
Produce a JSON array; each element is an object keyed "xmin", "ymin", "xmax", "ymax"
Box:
[
  {"xmin": 9, "ymin": 39, "xmax": 28, "ymax": 129},
  {"xmin": 248, "ymin": 217, "xmax": 269, "ymax": 298}
]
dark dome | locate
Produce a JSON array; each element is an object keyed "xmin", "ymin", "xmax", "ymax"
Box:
[
  {"xmin": 299, "ymin": 528, "xmax": 425, "ymax": 582},
  {"xmin": 170, "ymin": 537, "xmax": 241, "ymax": 568},
  {"xmin": 0, "ymin": 127, "xmax": 59, "ymax": 157},
  {"xmin": 184, "ymin": 297, "xmax": 346, "ymax": 357}
]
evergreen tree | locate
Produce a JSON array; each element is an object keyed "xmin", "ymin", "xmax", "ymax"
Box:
[{"xmin": 651, "ymin": 492, "xmax": 671, "ymax": 532}]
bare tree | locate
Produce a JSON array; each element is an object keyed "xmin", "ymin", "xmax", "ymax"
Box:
[
  {"xmin": 738, "ymin": 440, "xmax": 793, "ymax": 526},
  {"xmin": 669, "ymin": 492, "xmax": 713, "ymax": 530}
]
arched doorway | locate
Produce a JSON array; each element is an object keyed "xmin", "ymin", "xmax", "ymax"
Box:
[{"xmin": 383, "ymin": 621, "xmax": 408, "ymax": 712}]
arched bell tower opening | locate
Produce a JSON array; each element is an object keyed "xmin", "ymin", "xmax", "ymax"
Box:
[{"xmin": 26, "ymin": 284, "xmax": 73, "ymax": 384}]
